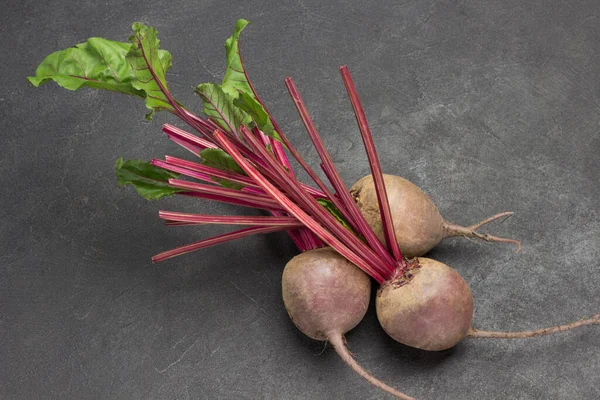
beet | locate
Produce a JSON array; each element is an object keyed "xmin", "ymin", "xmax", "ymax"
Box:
[
  {"xmin": 282, "ymin": 247, "xmax": 414, "ymax": 399},
  {"xmin": 377, "ymin": 258, "xmax": 473, "ymax": 350},
  {"xmin": 282, "ymin": 247, "xmax": 371, "ymax": 340},
  {"xmin": 377, "ymin": 257, "xmax": 599, "ymax": 352},
  {"xmin": 351, "ymin": 174, "xmax": 520, "ymax": 258}
]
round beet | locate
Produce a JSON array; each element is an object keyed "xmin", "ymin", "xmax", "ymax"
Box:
[
  {"xmin": 376, "ymin": 258, "xmax": 474, "ymax": 351},
  {"xmin": 351, "ymin": 174, "xmax": 520, "ymax": 258},
  {"xmin": 282, "ymin": 247, "xmax": 371, "ymax": 340},
  {"xmin": 282, "ymin": 247, "xmax": 414, "ymax": 399}
]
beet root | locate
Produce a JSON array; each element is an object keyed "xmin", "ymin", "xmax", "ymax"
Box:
[
  {"xmin": 282, "ymin": 247, "xmax": 414, "ymax": 399},
  {"xmin": 377, "ymin": 257, "xmax": 474, "ymax": 351},
  {"xmin": 377, "ymin": 257, "xmax": 599, "ymax": 351},
  {"xmin": 282, "ymin": 247, "xmax": 371, "ymax": 340},
  {"xmin": 351, "ymin": 174, "xmax": 520, "ymax": 258}
]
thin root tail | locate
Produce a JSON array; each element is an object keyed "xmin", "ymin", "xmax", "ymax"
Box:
[
  {"xmin": 444, "ymin": 211, "xmax": 521, "ymax": 253},
  {"xmin": 468, "ymin": 313, "xmax": 600, "ymax": 339},
  {"xmin": 328, "ymin": 332, "xmax": 415, "ymax": 400}
]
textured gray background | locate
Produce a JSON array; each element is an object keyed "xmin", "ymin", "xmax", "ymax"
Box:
[{"xmin": 2, "ymin": 0, "xmax": 599, "ymax": 399}]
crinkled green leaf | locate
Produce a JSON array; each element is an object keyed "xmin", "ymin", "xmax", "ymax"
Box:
[
  {"xmin": 115, "ymin": 158, "xmax": 182, "ymax": 200},
  {"xmin": 28, "ymin": 38, "xmax": 143, "ymax": 96},
  {"xmin": 233, "ymin": 91, "xmax": 279, "ymax": 139},
  {"xmin": 29, "ymin": 23, "xmax": 177, "ymax": 121},
  {"xmin": 195, "ymin": 83, "xmax": 251, "ymax": 133},
  {"xmin": 127, "ymin": 22, "xmax": 175, "ymax": 120},
  {"xmin": 219, "ymin": 19, "xmax": 282, "ymax": 142},
  {"xmin": 221, "ymin": 19, "xmax": 252, "ymax": 97},
  {"xmin": 317, "ymin": 198, "xmax": 354, "ymax": 232}
]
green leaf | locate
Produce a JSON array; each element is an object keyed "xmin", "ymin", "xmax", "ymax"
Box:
[
  {"xmin": 127, "ymin": 22, "xmax": 175, "ymax": 120},
  {"xmin": 199, "ymin": 148, "xmax": 246, "ymax": 190},
  {"xmin": 221, "ymin": 19, "xmax": 253, "ymax": 97},
  {"xmin": 195, "ymin": 83, "xmax": 251, "ymax": 133},
  {"xmin": 317, "ymin": 198, "xmax": 354, "ymax": 232},
  {"xmin": 220, "ymin": 19, "xmax": 282, "ymax": 142},
  {"xmin": 199, "ymin": 148, "xmax": 244, "ymax": 174},
  {"xmin": 115, "ymin": 158, "xmax": 182, "ymax": 200},
  {"xmin": 29, "ymin": 23, "xmax": 178, "ymax": 121},
  {"xmin": 28, "ymin": 38, "xmax": 143, "ymax": 96},
  {"xmin": 210, "ymin": 177, "xmax": 244, "ymax": 190},
  {"xmin": 233, "ymin": 91, "xmax": 279, "ymax": 139}
]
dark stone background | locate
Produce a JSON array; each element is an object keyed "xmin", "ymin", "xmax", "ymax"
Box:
[{"xmin": 2, "ymin": 0, "xmax": 599, "ymax": 398}]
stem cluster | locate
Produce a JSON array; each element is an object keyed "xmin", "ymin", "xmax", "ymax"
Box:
[{"xmin": 151, "ymin": 64, "xmax": 404, "ymax": 284}]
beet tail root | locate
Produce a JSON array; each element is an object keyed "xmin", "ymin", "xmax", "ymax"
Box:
[
  {"xmin": 328, "ymin": 332, "xmax": 415, "ymax": 400},
  {"xmin": 468, "ymin": 313, "xmax": 600, "ymax": 339},
  {"xmin": 443, "ymin": 211, "xmax": 521, "ymax": 252}
]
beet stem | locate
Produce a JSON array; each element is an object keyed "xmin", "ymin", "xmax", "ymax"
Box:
[
  {"xmin": 158, "ymin": 211, "xmax": 303, "ymax": 227},
  {"xmin": 178, "ymin": 191, "xmax": 284, "ymax": 211},
  {"xmin": 163, "ymin": 124, "xmax": 218, "ymax": 152},
  {"xmin": 240, "ymin": 43, "xmax": 324, "ymax": 250},
  {"xmin": 236, "ymin": 125, "xmax": 392, "ymax": 279},
  {"xmin": 338, "ymin": 66, "xmax": 404, "ymax": 265},
  {"xmin": 168, "ymin": 178, "xmax": 280, "ymax": 207},
  {"xmin": 468, "ymin": 314, "xmax": 600, "ymax": 339},
  {"xmin": 215, "ymin": 130, "xmax": 387, "ymax": 283},
  {"xmin": 153, "ymin": 158, "xmax": 257, "ymax": 188},
  {"xmin": 152, "ymin": 226, "xmax": 286, "ymax": 262},
  {"xmin": 284, "ymin": 77, "xmax": 397, "ymax": 274},
  {"xmin": 161, "ymin": 156, "xmax": 266, "ymax": 190},
  {"xmin": 328, "ymin": 333, "xmax": 415, "ymax": 400}
]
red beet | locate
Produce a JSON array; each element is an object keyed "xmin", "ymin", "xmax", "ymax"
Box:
[
  {"xmin": 377, "ymin": 257, "xmax": 599, "ymax": 352},
  {"xmin": 351, "ymin": 174, "xmax": 520, "ymax": 258},
  {"xmin": 282, "ymin": 247, "xmax": 414, "ymax": 400},
  {"xmin": 377, "ymin": 258, "xmax": 473, "ymax": 350}
]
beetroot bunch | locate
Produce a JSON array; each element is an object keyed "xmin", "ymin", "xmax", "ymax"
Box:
[{"xmin": 30, "ymin": 19, "xmax": 599, "ymax": 399}]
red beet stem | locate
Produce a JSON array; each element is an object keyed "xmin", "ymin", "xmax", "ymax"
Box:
[
  {"xmin": 160, "ymin": 156, "xmax": 259, "ymax": 188},
  {"xmin": 163, "ymin": 124, "xmax": 217, "ymax": 155},
  {"xmin": 177, "ymin": 191, "xmax": 284, "ymax": 212},
  {"xmin": 285, "ymin": 77, "xmax": 397, "ymax": 274},
  {"xmin": 239, "ymin": 125, "xmax": 394, "ymax": 278},
  {"xmin": 168, "ymin": 179, "xmax": 279, "ymax": 207},
  {"xmin": 152, "ymin": 226, "xmax": 285, "ymax": 262},
  {"xmin": 158, "ymin": 211, "xmax": 302, "ymax": 227},
  {"xmin": 339, "ymin": 66, "xmax": 404, "ymax": 265},
  {"xmin": 215, "ymin": 129, "xmax": 387, "ymax": 283}
]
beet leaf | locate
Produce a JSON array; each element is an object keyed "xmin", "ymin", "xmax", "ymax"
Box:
[
  {"xmin": 222, "ymin": 19, "xmax": 253, "ymax": 96},
  {"xmin": 233, "ymin": 91, "xmax": 277, "ymax": 138},
  {"xmin": 27, "ymin": 38, "xmax": 142, "ymax": 96},
  {"xmin": 115, "ymin": 158, "xmax": 182, "ymax": 200},
  {"xmin": 127, "ymin": 23, "xmax": 177, "ymax": 120},
  {"xmin": 195, "ymin": 83, "xmax": 252, "ymax": 134}
]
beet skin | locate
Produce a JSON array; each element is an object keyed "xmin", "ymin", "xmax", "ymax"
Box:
[{"xmin": 376, "ymin": 257, "xmax": 474, "ymax": 351}]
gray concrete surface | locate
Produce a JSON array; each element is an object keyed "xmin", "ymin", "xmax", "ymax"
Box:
[{"xmin": 1, "ymin": 0, "xmax": 599, "ymax": 398}]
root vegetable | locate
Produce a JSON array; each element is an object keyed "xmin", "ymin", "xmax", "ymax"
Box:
[
  {"xmin": 376, "ymin": 256, "xmax": 599, "ymax": 351},
  {"xmin": 376, "ymin": 257, "xmax": 473, "ymax": 351},
  {"xmin": 351, "ymin": 174, "xmax": 521, "ymax": 258},
  {"xmin": 282, "ymin": 248, "xmax": 414, "ymax": 399}
]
